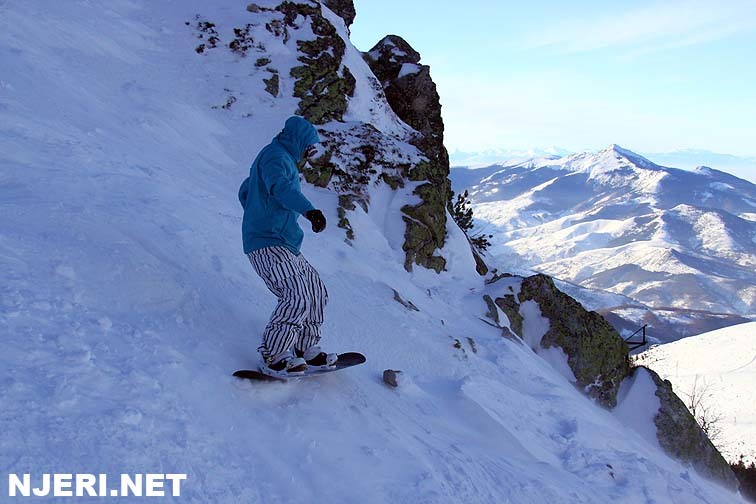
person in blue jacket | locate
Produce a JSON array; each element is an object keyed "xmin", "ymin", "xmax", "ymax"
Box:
[{"xmin": 238, "ymin": 116, "xmax": 336, "ymax": 375}]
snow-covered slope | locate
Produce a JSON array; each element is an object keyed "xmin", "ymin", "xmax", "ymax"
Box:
[
  {"xmin": 637, "ymin": 322, "xmax": 756, "ymax": 465},
  {"xmin": 0, "ymin": 1, "xmax": 745, "ymax": 502},
  {"xmin": 452, "ymin": 146, "xmax": 756, "ymax": 340}
]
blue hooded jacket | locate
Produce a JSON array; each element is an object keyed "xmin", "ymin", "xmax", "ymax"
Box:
[{"xmin": 239, "ymin": 116, "xmax": 319, "ymax": 255}]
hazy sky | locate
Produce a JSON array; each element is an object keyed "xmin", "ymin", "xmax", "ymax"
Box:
[{"xmin": 350, "ymin": 0, "xmax": 756, "ymax": 160}]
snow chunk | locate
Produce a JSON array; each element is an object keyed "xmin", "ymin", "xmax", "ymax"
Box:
[
  {"xmin": 520, "ymin": 300, "xmax": 549, "ymax": 350},
  {"xmin": 398, "ymin": 63, "xmax": 421, "ymax": 78},
  {"xmin": 613, "ymin": 368, "xmax": 661, "ymax": 449}
]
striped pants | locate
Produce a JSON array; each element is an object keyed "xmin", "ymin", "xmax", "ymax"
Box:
[{"xmin": 247, "ymin": 246, "xmax": 328, "ymax": 361}]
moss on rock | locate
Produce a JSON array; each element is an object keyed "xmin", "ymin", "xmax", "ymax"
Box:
[
  {"xmin": 336, "ymin": 206, "xmax": 355, "ymax": 241},
  {"xmin": 401, "ymin": 182, "xmax": 447, "ymax": 272},
  {"xmin": 518, "ymin": 274, "xmax": 630, "ymax": 407},
  {"xmin": 643, "ymin": 367, "xmax": 739, "ymax": 490},
  {"xmin": 495, "ymin": 295, "xmax": 523, "ymax": 337},
  {"xmin": 365, "ymin": 37, "xmax": 456, "ymax": 273},
  {"xmin": 379, "ymin": 172, "xmax": 404, "ymax": 190},
  {"xmin": 276, "ymin": 2, "xmax": 354, "ymax": 124},
  {"xmin": 263, "ymin": 73, "xmax": 279, "ymax": 96},
  {"xmin": 483, "ymin": 294, "xmax": 499, "ymax": 325}
]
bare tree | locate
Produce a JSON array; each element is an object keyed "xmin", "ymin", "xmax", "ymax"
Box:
[{"xmin": 683, "ymin": 375, "xmax": 724, "ymax": 444}]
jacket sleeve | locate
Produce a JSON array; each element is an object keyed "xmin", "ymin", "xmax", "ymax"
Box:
[
  {"xmin": 238, "ymin": 177, "xmax": 249, "ymax": 208},
  {"xmin": 260, "ymin": 158, "xmax": 315, "ymax": 215}
]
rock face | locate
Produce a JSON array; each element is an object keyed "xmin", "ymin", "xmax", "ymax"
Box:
[
  {"xmin": 277, "ymin": 2, "xmax": 356, "ymax": 124},
  {"xmin": 493, "ymin": 274, "xmax": 631, "ymax": 407},
  {"xmin": 322, "ymin": 0, "xmax": 356, "ymax": 28},
  {"xmin": 485, "ymin": 273, "xmax": 737, "ymax": 488},
  {"xmin": 643, "ymin": 366, "xmax": 739, "ymax": 490},
  {"xmin": 232, "ymin": 4, "xmax": 461, "ymax": 272},
  {"xmin": 223, "ymin": 4, "xmax": 473, "ymax": 275},
  {"xmin": 300, "ymin": 122, "xmax": 415, "ymax": 244},
  {"xmin": 364, "ymin": 35, "xmax": 452, "ymax": 272}
]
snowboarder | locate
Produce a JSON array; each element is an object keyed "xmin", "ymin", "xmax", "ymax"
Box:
[{"xmin": 238, "ymin": 116, "xmax": 337, "ymax": 375}]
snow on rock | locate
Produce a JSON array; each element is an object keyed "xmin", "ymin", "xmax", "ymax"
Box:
[
  {"xmin": 637, "ymin": 322, "xmax": 756, "ymax": 465},
  {"xmin": 398, "ymin": 62, "xmax": 421, "ymax": 78},
  {"xmin": 520, "ymin": 299, "xmax": 550, "ymax": 350},
  {"xmin": 613, "ymin": 367, "xmax": 662, "ymax": 449}
]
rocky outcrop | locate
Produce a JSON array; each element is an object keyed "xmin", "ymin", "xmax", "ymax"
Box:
[
  {"xmin": 485, "ymin": 272, "xmax": 736, "ymax": 487},
  {"xmin": 240, "ymin": 2, "xmax": 354, "ymax": 123},
  {"xmin": 300, "ymin": 122, "xmax": 414, "ymax": 243},
  {"xmin": 518, "ymin": 274, "xmax": 631, "ymax": 407},
  {"xmin": 364, "ymin": 35, "xmax": 452, "ymax": 273},
  {"xmin": 218, "ymin": 4, "xmax": 466, "ymax": 274},
  {"xmin": 274, "ymin": 2, "xmax": 355, "ymax": 124},
  {"xmin": 487, "ymin": 273, "xmax": 630, "ymax": 408},
  {"xmin": 643, "ymin": 367, "xmax": 739, "ymax": 490}
]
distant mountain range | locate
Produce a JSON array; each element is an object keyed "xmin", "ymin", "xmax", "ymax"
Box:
[
  {"xmin": 641, "ymin": 150, "xmax": 756, "ymax": 182},
  {"xmin": 449, "ymin": 147, "xmax": 572, "ymax": 167},
  {"xmin": 451, "ymin": 145, "xmax": 756, "ymax": 342},
  {"xmin": 450, "ymin": 148, "xmax": 756, "ymax": 184}
]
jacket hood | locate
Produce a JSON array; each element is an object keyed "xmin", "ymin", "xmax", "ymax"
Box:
[{"xmin": 275, "ymin": 116, "xmax": 320, "ymax": 161}]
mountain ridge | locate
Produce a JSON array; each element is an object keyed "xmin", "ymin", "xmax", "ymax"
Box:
[
  {"xmin": 452, "ymin": 144, "xmax": 756, "ymax": 341},
  {"xmin": 451, "ymin": 147, "xmax": 756, "ymax": 184}
]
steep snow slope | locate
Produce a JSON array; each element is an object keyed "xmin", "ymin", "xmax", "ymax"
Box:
[
  {"xmin": 637, "ymin": 322, "xmax": 756, "ymax": 465},
  {"xmin": 452, "ymin": 146, "xmax": 756, "ymax": 340},
  {"xmin": 0, "ymin": 1, "xmax": 745, "ymax": 502}
]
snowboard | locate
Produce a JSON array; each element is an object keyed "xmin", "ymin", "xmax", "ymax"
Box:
[{"xmin": 233, "ymin": 352, "xmax": 366, "ymax": 382}]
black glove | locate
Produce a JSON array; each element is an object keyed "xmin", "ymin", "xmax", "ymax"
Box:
[{"xmin": 305, "ymin": 209, "xmax": 326, "ymax": 233}]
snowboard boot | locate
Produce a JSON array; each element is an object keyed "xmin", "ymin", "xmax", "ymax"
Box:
[
  {"xmin": 296, "ymin": 346, "xmax": 338, "ymax": 369},
  {"xmin": 261, "ymin": 351, "xmax": 307, "ymax": 377}
]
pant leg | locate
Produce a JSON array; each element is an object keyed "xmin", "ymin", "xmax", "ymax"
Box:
[
  {"xmin": 247, "ymin": 246, "xmax": 311, "ymax": 361},
  {"xmin": 295, "ymin": 254, "xmax": 329, "ymax": 352}
]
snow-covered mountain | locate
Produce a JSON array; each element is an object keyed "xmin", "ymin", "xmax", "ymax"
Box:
[
  {"xmin": 449, "ymin": 147, "xmax": 571, "ymax": 168},
  {"xmin": 452, "ymin": 145, "xmax": 756, "ymax": 341},
  {"xmin": 450, "ymin": 148, "xmax": 756, "ymax": 185},
  {"xmin": 637, "ymin": 322, "xmax": 756, "ymax": 465},
  {"xmin": 0, "ymin": 1, "xmax": 746, "ymax": 502}
]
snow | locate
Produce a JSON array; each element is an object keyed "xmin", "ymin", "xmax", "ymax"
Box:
[
  {"xmin": 0, "ymin": 1, "xmax": 747, "ymax": 502},
  {"xmin": 398, "ymin": 62, "xmax": 421, "ymax": 78},
  {"xmin": 520, "ymin": 300, "xmax": 550, "ymax": 350},
  {"xmin": 711, "ymin": 182, "xmax": 735, "ymax": 191},
  {"xmin": 540, "ymin": 347, "xmax": 578, "ymax": 383},
  {"xmin": 613, "ymin": 368, "xmax": 662, "ymax": 449},
  {"xmin": 637, "ymin": 322, "xmax": 756, "ymax": 465}
]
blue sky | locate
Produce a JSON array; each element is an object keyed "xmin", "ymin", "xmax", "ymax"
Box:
[{"xmin": 350, "ymin": 0, "xmax": 756, "ymax": 166}]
